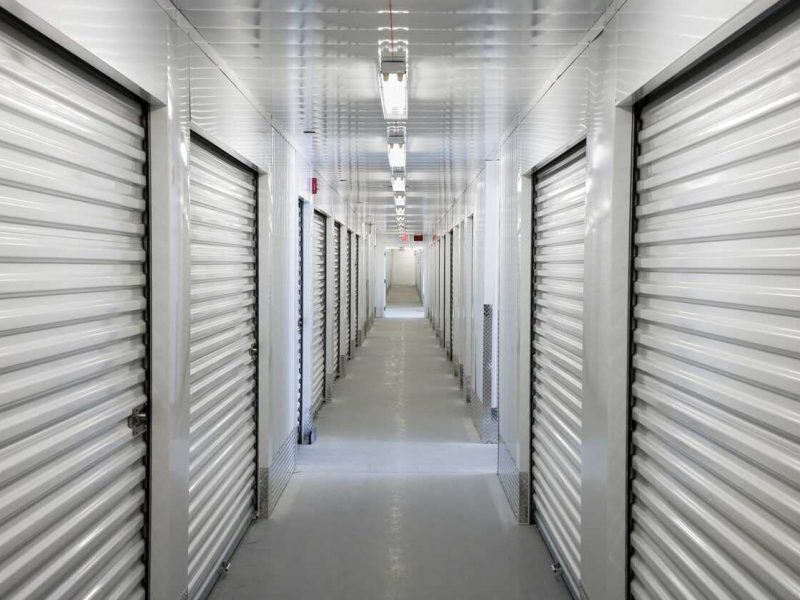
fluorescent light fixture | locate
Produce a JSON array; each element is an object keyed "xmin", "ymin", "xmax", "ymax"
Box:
[
  {"xmin": 378, "ymin": 42, "xmax": 408, "ymax": 120},
  {"xmin": 391, "ymin": 172, "xmax": 406, "ymax": 193},
  {"xmin": 394, "ymin": 192, "xmax": 405, "ymax": 206},
  {"xmin": 387, "ymin": 125, "xmax": 406, "ymax": 169},
  {"xmin": 396, "ymin": 207, "xmax": 405, "ymax": 216}
]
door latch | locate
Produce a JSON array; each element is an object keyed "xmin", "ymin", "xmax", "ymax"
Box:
[{"xmin": 127, "ymin": 404, "xmax": 148, "ymax": 436}]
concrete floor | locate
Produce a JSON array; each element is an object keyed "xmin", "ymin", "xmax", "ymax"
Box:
[
  {"xmin": 385, "ymin": 285, "xmax": 425, "ymax": 319},
  {"xmin": 210, "ymin": 287, "xmax": 569, "ymax": 600}
]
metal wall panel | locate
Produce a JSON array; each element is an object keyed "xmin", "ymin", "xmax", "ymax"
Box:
[
  {"xmin": 311, "ymin": 211, "xmax": 326, "ymax": 414},
  {"xmin": 333, "ymin": 223, "xmax": 341, "ymax": 376},
  {"xmin": 188, "ymin": 138, "xmax": 257, "ymax": 599},
  {"xmin": 0, "ymin": 22, "xmax": 149, "ymax": 599},
  {"xmin": 531, "ymin": 143, "xmax": 587, "ymax": 595},
  {"xmin": 630, "ymin": 10, "xmax": 800, "ymax": 598}
]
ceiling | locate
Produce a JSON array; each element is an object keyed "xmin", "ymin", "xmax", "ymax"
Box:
[{"xmin": 174, "ymin": 0, "xmax": 611, "ymax": 233}]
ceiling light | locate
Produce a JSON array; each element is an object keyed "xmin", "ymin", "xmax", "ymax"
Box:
[
  {"xmin": 378, "ymin": 43, "xmax": 408, "ymax": 121},
  {"xmin": 396, "ymin": 207, "xmax": 405, "ymax": 216},
  {"xmin": 387, "ymin": 125, "xmax": 406, "ymax": 169},
  {"xmin": 394, "ymin": 192, "xmax": 405, "ymax": 206}
]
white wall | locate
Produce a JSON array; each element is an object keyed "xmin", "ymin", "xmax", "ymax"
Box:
[{"xmin": 390, "ymin": 248, "xmax": 416, "ymax": 285}]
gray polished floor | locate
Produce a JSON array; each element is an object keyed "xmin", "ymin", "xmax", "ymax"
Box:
[{"xmin": 210, "ymin": 290, "xmax": 569, "ymax": 600}]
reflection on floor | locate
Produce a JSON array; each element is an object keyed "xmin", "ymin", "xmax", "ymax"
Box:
[
  {"xmin": 385, "ymin": 284, "xmax": 424, "ymax": 319},
  {"xmin": 210, "ymin": 309, "xmax": 569, "ymax": 600}
]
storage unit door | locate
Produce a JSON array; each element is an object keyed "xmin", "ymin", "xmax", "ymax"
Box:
[
  {"xmin": 333, "ymin": 223, "xmax": 341, "ymax": 376},
  {"xmin": 343, "ymin": 230, "xmax": 351, "ymax": 359},
  {"xmin": 355, "ymin": 235, "xmax": 360, "ymax": 342},
  {"xmin": 630, "ymin": 11, "xmax": 800, "ymax": 599},
  {"xmin": 0, "ymin": 24, "xmax": 149, "ymax": 599},
  {"xmin": 347, "ymin": 231, "xmax": 353, "ymax": 356},
  {"xmin": 448, "ymin": 231, "xmax": 453, "ymax": 357},
  {"xmin": 188, "ymin": 139, "xmax": 257, "ymax": 599},
  {"xmin": 311, "ymin": 211, "xmax": 327, "ymax": 414},
  {"xmin": 296, "ymin": 200, "xmax": 304, "ymax": 438},
  {"xmin": 530, "ymin": 143, "xmax": 586, "ymax": 594}
]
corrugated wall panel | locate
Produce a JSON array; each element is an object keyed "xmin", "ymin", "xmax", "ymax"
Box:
[
  {"xmin": 0, "ymin": 23, "xmax": 148, "ymax": 599},
  {"xmin": 188, "ymin": 139, "xmax": 257, "ymax": 600},
  {"xmin": 311, "ymin": 211, "xmax": 326, "ymax": 414},
  {"xmin": 531, "ymin": 143, "xmax": 587, "ymax": 595},
  {"xmin": 630, "ymin": 11, "xmax": 800, "ymax": 599}
]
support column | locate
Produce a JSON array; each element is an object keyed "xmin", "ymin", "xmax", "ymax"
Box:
[{"xmin": 148, "ymin": 20, "xmax": 192, "ymax": 600}]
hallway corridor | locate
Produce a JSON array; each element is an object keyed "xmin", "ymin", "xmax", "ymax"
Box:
[{"xmin": 210, "ymin": 313, "xmax": 569, "ymax": 600}]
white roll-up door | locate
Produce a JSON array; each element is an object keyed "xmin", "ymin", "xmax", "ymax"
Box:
[
  {"xmin": 531, "ymin": 142, "xmax": 586, "ymax": 595},
  {"xmin": 447, "ymin": 231, "xmax": 453, "ymax": 358},
  {"xmin": 0, "ymin": 23, "xmax": 148, "ymax": 599},
  {"xmin": 333, "ymin": 223, "xmax": 341, "ymax": 376},
  {"xmin": 630, "ymin": 10, "xmax": 800, "ymax": 599},
  {"xmin": 296, "ymin": 199, "xmax": 306, "ymax": 441},
  {"xmin": 188, "ymin": 138, "xmax": 257, "ymax": 599},
  {"xmin": 355, "ymin": 234, "xmax": 360, "ymax": 345},
  {"xmin": 311, "ymin": 211, "xmax": 327, "ymax": 414},
  {"xmin": 345, "ymin": 230, "xmax": 353, "ymax": 357}
]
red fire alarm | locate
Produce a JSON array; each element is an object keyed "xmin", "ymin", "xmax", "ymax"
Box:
[{"xmin": 311, "ymin": 177, "xmax": 318, "ymax": 195}]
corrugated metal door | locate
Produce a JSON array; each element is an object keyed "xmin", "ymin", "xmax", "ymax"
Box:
[
  {"xmin": 630, "ymin": 10, "xmax": 800, "ymax": 599},
  {"xmin": 347, "ymin": 230, "xmax": 353, "ymax": 357},
  {"xmin": 188, "ymin": 138, "xmax": 257, "ymax": 599},
  {"xmin": 441, "ymin": 237, "xmax": 445, "ymax": 335},
  {"xmin": 439, "ymin": 239, "xmax": 444, "ymax": 331},
  {"xmin": 296, "ymin": 200, "xmax": 306, "ymax": 442},
  {"xmin": 530, "ymin": 142, "xmax": 586, "ymax": 595},
  {"xmin": 448, "ymin": 230, "xmax": 454, "ymax": 359},
  {"xmin": 355, "ymin": 234, "xmax": 360, "ymax": 344},
  {"xmin": 333, "ymin": 223, "xmax": 341, "ymax": 376},
  {"xmin": 0, "ymin": 24, "xmax": 149, "ymax": 599},
  {"xmin": 311, "ymin": 211, "xmax": 326, "ymax": 414},
  {"xmin": 343, "ymin": 229, "xmax": 351, "ymax": 360}
]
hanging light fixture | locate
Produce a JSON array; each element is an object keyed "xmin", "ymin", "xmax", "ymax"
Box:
[
  {"xmin": 378, "ymin": 41, "xmax": 408, "ymax": 121},
  {"xmin": 387, "ymin": 125, "xmax": 406, "ymax": 169}
]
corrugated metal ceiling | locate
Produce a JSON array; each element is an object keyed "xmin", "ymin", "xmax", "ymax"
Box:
[{"xmin": 174, "ymin": 0, "xmax": 611, "ymax": 232}]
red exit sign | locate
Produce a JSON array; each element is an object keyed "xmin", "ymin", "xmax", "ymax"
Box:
[{"xmin": 413, "ymin": 234, "xmax": 424, "ymax": 242}]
